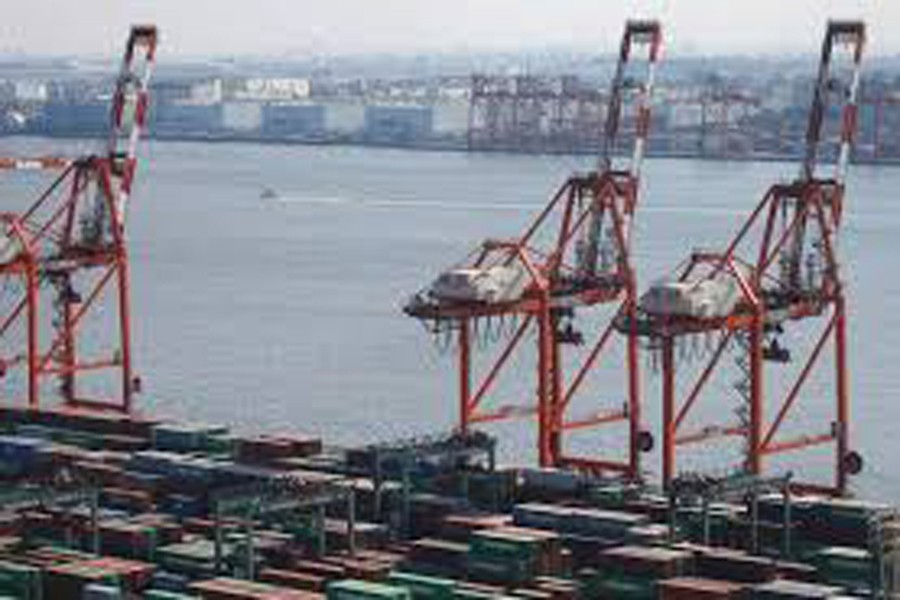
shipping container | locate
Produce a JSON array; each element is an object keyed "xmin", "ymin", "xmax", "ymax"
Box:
[
  {"xmin": 327, "ymin": 579, "xmax": 412, "ymax": 600},
  {"xmin": 191, "ymin": 576, "xmax": 323, "ymax": 598},
  {"xmin": 748, "ymin": 579, "xmax": 846, "ymax": 599},
  {"xmin": 658, "ymin": 577, "xmax": 745, "ymax": 600},
  {"xmin": 0, "ymin": 560, "xmax": 41, "ymax": 600},
  {"xmin": 388, "ymin": 571, "xmax": 456, "ymax": 599}
]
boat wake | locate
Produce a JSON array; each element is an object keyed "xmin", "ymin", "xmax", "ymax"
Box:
[
  {"xmin": 274, "ymin": 194, "xmax": 536, "ymax": 212},
  {"xmin": 274, "ymin": 194, "xmax": 748, "ymax": 219}
]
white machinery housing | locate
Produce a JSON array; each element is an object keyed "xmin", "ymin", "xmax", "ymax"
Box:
[
  {"xmin": 640, "ymin": 271, "xmax": 747, "ymax": 319},
  {"xmin": 429, "ymin": 264, "xmax": 529, "ymax": 304}
]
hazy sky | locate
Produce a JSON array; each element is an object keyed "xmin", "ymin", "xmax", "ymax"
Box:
[{"xmin": 0, "ymin": 0, "xmax": 897, "ymax": 58}]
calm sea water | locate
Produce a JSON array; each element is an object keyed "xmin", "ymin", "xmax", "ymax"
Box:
[{"xmin": 1, "ymin": 137, "xmax": 898, "ymax": 499}]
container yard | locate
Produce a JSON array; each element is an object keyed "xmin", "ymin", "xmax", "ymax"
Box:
[
  {"xmin": 0, "ymin": 405, "xmax": 897, "ymax": 599},
  {"xmin": 0, "ymin": 13, "xmax": 898, "ymax": 600}
]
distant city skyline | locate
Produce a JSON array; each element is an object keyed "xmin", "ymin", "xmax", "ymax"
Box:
[{"xmin": 0, "ymin": 0, "xmax": 897, "ymax": 59}]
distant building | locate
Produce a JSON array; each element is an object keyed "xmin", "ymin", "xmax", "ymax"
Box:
[
  {"xmin": 46, "ymin": 80, "xmax": 100, "ymax": 104},
  {"xmin": 432, "ymin": 100, "xmax": 468, "ymax": 135},
  {"xmin": 14, "ymin": 81, "xmax": 48, "ymax": 102},
  {"xmin": 261, "ymin": 103, "xmax": 326, "ymax": 137},
  {"xmin": 669, "ymin": 104, "xmax": 704, "ymax": 128},
  {"xmin": 0, "ymin": 81, "xmax": 15, "ymax": 104},
  {"xmin": 364, "ymin": 105, "xmax": 433, "ymax": 143},
  {"xmin": 152, "ymin": 80, "xmax": 195, "ymax": 105},
  {"xmin": 38, "ymin": 102, "xmax": 108, "ymax": 135},
  {"xmin": 325, "ymin": 101, "xmax": 364, "ymax": 133},
  {"xmin": 437, "ymin": 86, "xmax": 469, "ymax": 100},
  {"xmin": 190, "ymin": 79, "xmax": 223, "ymax": 105},
  {"xmin": 153, "ymin": 102, "xmax": 222, "ymax": 134},
  {"xmin": 222, "ymin": 101, "xmax": 262, "ymax": 132},
  {"xmin": 236, "ymin": 78, "xmax": 311, "ymax": 101}
]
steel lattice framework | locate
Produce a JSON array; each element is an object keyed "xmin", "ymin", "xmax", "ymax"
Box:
[
  {"xmin": 629, "ymin": 21, "xmax": 865, "ymax": 495},
  {"xmin": 407, "ymin": 21, "xmax": 662, "ymax": 478},
  {"xmin": 0, "ymin": 26, "xmax": 157, "ymax": 413}
]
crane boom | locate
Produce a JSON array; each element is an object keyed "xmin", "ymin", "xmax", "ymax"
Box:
[
  {"xmin": 82, "ymin": 26, "xmax": 157, "ymax": 248},
  {"xmin": 599, "ymin": 20, "xmax": 662, "ymax": 176},
  {"xmin": 579, "ymin": 20, "xmax": 661, "ymax": 280},
  {"xmin": 802, "ymin": 21, "xmax": 865, "ymax": 183},
  {"xmin": 106, "ymin": 25, "xmax": 158, "ymax": 218}
]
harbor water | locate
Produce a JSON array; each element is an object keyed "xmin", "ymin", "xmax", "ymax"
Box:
[{"xmin": 0, "ymin": 137, "xmax": 898, "ymax": 500}]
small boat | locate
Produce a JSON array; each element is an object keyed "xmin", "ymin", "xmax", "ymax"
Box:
[{"xmin": 260, "ymin": 187, "xmax": 278, "ymax": 200}]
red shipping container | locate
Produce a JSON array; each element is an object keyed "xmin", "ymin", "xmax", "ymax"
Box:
[
  {"xmin": 259, "ymin": 568, "xmax": 326, "ymax": 592},
  {"xmin": 659, "ymin": 577, "xmax": 745, "ymax": 600}
]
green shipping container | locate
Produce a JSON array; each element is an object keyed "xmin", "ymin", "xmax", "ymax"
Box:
[
  {"xmin": 816, "ymin": 547, "xmax": 874, "ymax": 590},
  {"xmin": 451, "ymin": 590, "xmax": 494, "ymax": 600},
  {"xmin": 466, "ymin": 556, "xmax": 534, "ymax": 586},
  {"xmin": 82, "ymin": 583, "xmax": 123, "ymax": 599},
  {"xmin": 145, "ymin": 591, "xmax": 200, "ymax": 600},
  {"xmin": 388, "ymin": 571, "xmax": 456, "ymax": 599},
  {"xmin": 469, "ymin": 531, "xmax": 536, "ymax": 561},
  {"xmin": 452, "ymin": 591, "xmax": 517, "ymax": 600},
  {"xmin": 594, "ymin": 574, "xmax": 655, "ymax": 600},
  {"xmin": 0, "ymin": 561, "xmax": 41, "ymax": 600},
  {"xmin": 590, "ymin": 485, "xmax": 630, "ymax": 509},
  {"xmin": 327, "ymin": 579, "xmax": 413, "ymax": 600}
]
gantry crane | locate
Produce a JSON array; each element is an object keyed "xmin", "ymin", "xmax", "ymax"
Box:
[
  {"xmin": 0, "ymin": 25, "xmax": 157, "ymax": 413},
  {"xmin": 630, "ymin": 21, "xmax": 865, "ymax": 495},
  {"xmin": 405, "ymin": 21, "xmax": 662, "ymax": 478}
]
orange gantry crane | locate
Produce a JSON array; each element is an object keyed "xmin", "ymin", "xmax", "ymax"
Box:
[
  {"xmin": 0, "ymin": 26, "xmax": 157, "ymax": 413},
  {"xmin": 406, "ymin": 21, "xmax": 662, "ymax": 478},
  {"xmin": 631, "ymin": 21, "xmax": 865, "ymax": 495}
]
